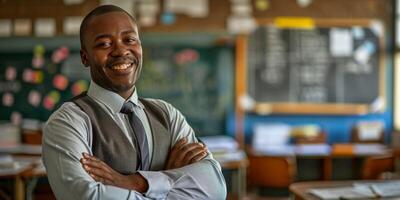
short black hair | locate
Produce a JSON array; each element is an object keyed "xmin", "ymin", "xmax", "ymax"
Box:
[{"xmin": 79, "ymin": 5, "xmax": 138, "ymax": 50}]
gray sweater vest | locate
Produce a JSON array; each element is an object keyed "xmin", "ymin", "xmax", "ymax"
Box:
[{"xmin": 72, "ymin": 93, "xmax": 172, "ymax": 175}]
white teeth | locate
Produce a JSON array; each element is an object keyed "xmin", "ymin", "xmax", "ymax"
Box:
[{"xmin": 111, "ymin": 63, "xmax": 131, "ymax": 70}]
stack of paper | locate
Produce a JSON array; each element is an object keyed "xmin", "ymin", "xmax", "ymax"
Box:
[
  {"xmin": 309, "ymin": 186, "xmax": 376, "ymax": 199},
  {"xmin": 0, "ymin": 144, "xmax": 42, "ymax": 155},
  {"xmin": 353, "ymin": 143, "xmax": 386, "ymax": 155},
  {"xmin": 199, "ymin": 135, "xmax": 238, "ymax": 153},
  {"xmin": 295, "ymin": 144, "xmax": 331, "ymax": 156},
  {"xmin": 199, "ymin": 135, "xmax": 246, "ymax": 163},
  {"xmin": 0, "ymin": 123, "xmax": 21, "ymax": 147},
  {"xmin": 252, "ymin": 123, "xmax": 291, "ymax": 150},
  {"xmin": 309, "ymin": 181, "xmax": 400, "ymax": 200},
  {"xmin": 252, "ymin": 145, "xmax": 295, "ymax": 156},
  {"xmin": 356, "ymin": 120, "xmax": 384, "ymax": 141},
  {"xmin": 0, "ymin": 155, "xmax": 33, "ymax": 176},
  {"xmin": 355, "ymin": 181, "xmax": 400, "ymax": 198}
]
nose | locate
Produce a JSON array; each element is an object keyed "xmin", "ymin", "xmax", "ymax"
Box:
[{"xmin": 110, "ymin": 41, "xmax": 130, "ymax": 57}]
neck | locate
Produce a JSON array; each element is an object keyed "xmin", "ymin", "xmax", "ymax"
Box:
[{"xmin": 118, "ymin": 87, "xmax": 135, "ymax": 100}]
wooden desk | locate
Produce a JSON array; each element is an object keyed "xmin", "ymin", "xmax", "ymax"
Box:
[
  {"xmin": 0, "ymin": 144, "xmax": 43, "ymax": 199},
  {"xmin": 21, "ymin": 159, "xmax": 46, "ymax": 200},
  {"xmin": 214, "ymin": 151, "xmax": 249, "ymax": 200},
  {"xmin": 0, "ymin": 155, "xmax": 42, "ymax": 200},
  {"xmin": 290, "ymin": 180, "xmax": 399, "ymax": 200},
  {"xmin": 248, "ymin": 144, "xmax": 391, "ymax": 180}
]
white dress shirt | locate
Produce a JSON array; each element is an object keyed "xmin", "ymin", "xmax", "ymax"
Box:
[{"xmin": 42, "ymin": 81, "xmax": 227, "ymax": 200}]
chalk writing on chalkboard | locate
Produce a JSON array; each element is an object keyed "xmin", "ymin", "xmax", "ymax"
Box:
[{"xmin": 242, "ymin": 19, "xmax": 385, "ymax": 114}]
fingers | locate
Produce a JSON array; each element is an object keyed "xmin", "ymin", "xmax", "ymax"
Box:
[
  {"xmin": 190, "ymin": 150, "xmax": 208, "ymax": 163},
  {"xmin": 172, "ymin": 142, "xmax": 207, "ymax": 168},
  {"xmin": 80, "ymin": 153, "xmax": 114, "ymax": 182},
  {"xmin": 182, "ymin": 144, "xmax": 208, "ymax": 164},
  {"xmin": 171, "ymin": 138, "xmax": 188, "ymax": 154},
  {"xmin": 166, "ymin": 138, "xmax": 188, "ymax": 169}
]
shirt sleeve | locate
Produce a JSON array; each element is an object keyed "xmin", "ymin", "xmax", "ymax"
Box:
[
  {"xmin": 42, "ymin": 102, "xmax": 151, "ymax": 200},
  {"xmin": 139, "ymin": 100, "xmax": 227, "ymax": 200}
]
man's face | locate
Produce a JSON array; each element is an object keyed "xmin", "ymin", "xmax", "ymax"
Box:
[{"xmin": 80, "ymin": 11, "xmax": 142, "ymax": 98}]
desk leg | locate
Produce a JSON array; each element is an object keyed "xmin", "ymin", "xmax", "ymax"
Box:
[
  {"xmin": 323, "ymin": 157, "xmax": 332, "ymax": 180},
  {"xmin": 231, "ymin": 167, "xmax": 246, "ymax": 200},
  {"xmin": 15, "ymin": 175, "xmax": 24, "ymax": 200},
  {"xmin": 26, "ymin": 177, "xmax": 39, "ymax": 200},
  {"xmin": 238, "ymin": 166, "xmax": 246, "ymax": 200},
  {"xmin": 232, "ymin": 170, "xmax": 238, "ymax": 199}
]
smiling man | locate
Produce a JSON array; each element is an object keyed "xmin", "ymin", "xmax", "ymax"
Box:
[{"xmin": 42, "ymin": 5, "xmax": 226, "ymax": 200}]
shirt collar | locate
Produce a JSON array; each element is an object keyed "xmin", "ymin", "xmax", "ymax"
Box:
[
  {"xmin": 128, "ymin": 86, "xmax": 144, "ymax": 109},
  {"xmin": 87, "ymin": 81, "xmax": 143, "ymax": 114}
]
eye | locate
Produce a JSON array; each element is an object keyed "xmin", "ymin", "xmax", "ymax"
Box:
[
  {"xmin": 126, "ymin": 37, "xmax": 140, "ymax": 45},
  {"xmin": 96, "ymin": 42, "xmax": 111, "ymax": 48}
]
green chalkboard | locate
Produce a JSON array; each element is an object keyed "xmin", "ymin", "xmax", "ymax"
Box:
[
  {"xmin": 0, "ymin": 48, "xmax": 89, "ymax": 122},
  {"xmin": 0, "ymin": 35, "xmax": 234, "ymax": 136},
  {"xmin": 138, "ymin": 45, "xmax": 234, "ymax": 136},
  {"xmin": 247, "ymin": 20, "xmax": 384, "ymax": 104}
]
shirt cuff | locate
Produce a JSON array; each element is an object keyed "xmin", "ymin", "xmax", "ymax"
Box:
[{"xmin": 138, "ymin": 171, "xmax": 172, "ymax": 199}]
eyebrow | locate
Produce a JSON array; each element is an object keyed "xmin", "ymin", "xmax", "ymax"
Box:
[
  {"xmin": 121, "ymin": 29, "xmax": 137, "ymax": 35},
  {"xmin": 94, "ymin": 34, "xmax": 112, "ymax": 42},
  {"xmin": 93, "ymin": 29, "xmax": 138, "ymax": 42}
]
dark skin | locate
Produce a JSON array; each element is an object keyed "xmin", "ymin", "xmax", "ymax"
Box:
[{"xmin": 79, "ymin": 11, "xmax": 208, "ymax": 193}]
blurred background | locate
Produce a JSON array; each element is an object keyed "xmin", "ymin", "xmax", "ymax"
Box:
[{"xmin": 0, "ymin": 0, "xmax": 399, "ymax": 199}]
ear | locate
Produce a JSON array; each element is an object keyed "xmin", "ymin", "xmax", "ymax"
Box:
[{"xmin": 80, "ymin": 49, "xmax": 89, "ymax": 68}]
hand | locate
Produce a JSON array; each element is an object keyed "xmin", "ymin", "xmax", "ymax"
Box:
[
  {"xmin": 165, "ymin": 137, "xmax": 208, "ymax": 170},
  {"xmin": 80, "ymin": 153, "xmax": 148, "ymax": 193}
]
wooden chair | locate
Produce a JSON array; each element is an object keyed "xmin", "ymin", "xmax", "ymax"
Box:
[
  {"xmin": 362, "ymin": 154, "xmax": 394, "ymax": 179},
  {"xmin": 247, "ymin": 151, "xmax": 296, "ymax": 188}
]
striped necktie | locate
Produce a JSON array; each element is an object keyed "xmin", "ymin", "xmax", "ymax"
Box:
[{"xmin": 120, "ymin": 101, "xmax": 150, "ymax": 170}]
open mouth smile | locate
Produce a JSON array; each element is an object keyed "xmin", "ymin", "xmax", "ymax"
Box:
[{"xmin": 110, "ymin": 63, "xmax": 132, "ymax": 70}]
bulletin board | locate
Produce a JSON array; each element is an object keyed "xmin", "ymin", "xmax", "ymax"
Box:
[
  {"xmin": 0, "ymin": 43, "xmax": 90, "ymax": 122},
  {"xmin": 0, "ymin": 36, "xmax": 234, "ymax": 136},
  {"xmin": 236, "ymin": 18, "xmax": 386, "ymax": 115},
  {"xmin": 138, "ymin": 44, "xmax": 234, "ymax": 136}
]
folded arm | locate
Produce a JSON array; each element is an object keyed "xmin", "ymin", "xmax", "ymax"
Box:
[
  {"xmin": 43, "ymin": 103, "xmax": 152, "ymax": 200},
  {"xmin": 81, "ymin": 138, "xmax": 226, "ymax": 199},
  {"xmin": 139, "ymin": 100, "xmax": 227, "ymax": 199},
  {"xmin": 43, "ymin": 102, "xmax": 226, "ymax": 200}
]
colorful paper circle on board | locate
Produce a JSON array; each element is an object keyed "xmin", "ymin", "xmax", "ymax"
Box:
[
  {"xmin": 43, "ymin": 91, "xmax": 60, "ymax": 110},
  {"xmin": 33, "ymin": 71, "xmax": 44, "ymax": 84},
  {"xmin": 28, "ymin": 90, "xmax": 41, "ymax": 107},
  {"xmin": 161, "ymin": 12, "xmax": 176, "ymax": 25},
  {"xmin": 53, "ymin": 74, "xmax": 69, "ymax": 90},
  {"xmin": 49, "ymin": 90, "xmax": 61, "ymax": 103},
  {"xmin": 2, "ymin": 92, "xmax": 14, "ymax": 107},
  {"xmin": 174, "ymin": 49, "xmax": 199, "ymax": 65},
  {"xmin": 32, "ymin": 56, "xmax": 45, "ymax": 69},
  {"xmin": 10, "ymin": 111, "xmax": 22, "ymax": 126},
  {"xmin": 51, "ymin": 46, "xmax": 70, "ymax": 64},
  {"xmin": 71, "ymin": 80, "xmax": 89, "ymax": 96},
  {"xmin": 32, "ymin": 45, "xmax": 45, "ymax": 69},
  {"xmin": 23, "ymin": 68, "xmax": 33, "ymax": 83},
  {"xmin": 5, "ymin": 66, "xmax": 17, "ymax": 81},
  {"xmin": 33, "ymin": 44, "xmax": 45, "ymax": 57},
  {"xmin": 43, "ymin": 95, "xmax": 55, "ymax": 110}
]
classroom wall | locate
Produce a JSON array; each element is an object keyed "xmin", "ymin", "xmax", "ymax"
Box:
[
  {"xmin": 229, "ymin": 34, "xmax": 394, "ymax": 144},
  {"xmin": 0, "ymin": 0, "xmax": 395, "ymax": 143},
  {"xmin": 227, "ymin": 0, "xmax": 395, "ymax": 144}
]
